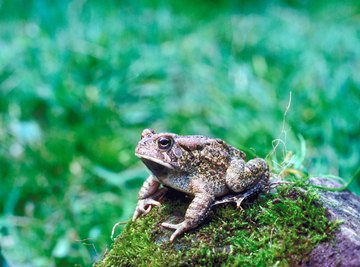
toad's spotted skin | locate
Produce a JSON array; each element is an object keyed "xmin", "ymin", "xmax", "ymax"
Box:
[{"xmin": 132, "ymin": 129, "xmax": 269, "ymax": 241}]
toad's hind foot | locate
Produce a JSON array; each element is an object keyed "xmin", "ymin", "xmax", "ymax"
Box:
[
  {"xmin": 213, "ymin": 172, "xmax": 269, "ymax": 208},
  {"xmin": 212, "ymin": 194, "xmax": 247, "ymax": 209}
]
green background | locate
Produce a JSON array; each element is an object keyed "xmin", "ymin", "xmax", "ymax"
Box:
[{"xmin": 0, "ymin": 0, "xmax": 359, "ymax": 265}]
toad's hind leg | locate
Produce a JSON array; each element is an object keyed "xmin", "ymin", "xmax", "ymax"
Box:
[{"xmin": 222, "ymin": 158, "xmax": 269, "ymax": 207}]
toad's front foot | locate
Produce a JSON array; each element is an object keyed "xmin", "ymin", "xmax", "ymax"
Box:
[
  {"xmin": 132, "ymin": 198, "xmax": 161, "ymax": 221},
  {"xmin": 161, "ymin": 192, "xmax": 214, "ymax": 242},
  {"xmin": 132, "ymin": 187, "xmax": 168, "ymax": 221},
  {"xmin": 162, "ymin": 221, "xmax": 193, "ymax": 242}
]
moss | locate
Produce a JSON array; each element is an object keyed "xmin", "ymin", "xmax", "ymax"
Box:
[{"xmin": 95, "ymin": 184, "xmax": 339, "ymax": 267}]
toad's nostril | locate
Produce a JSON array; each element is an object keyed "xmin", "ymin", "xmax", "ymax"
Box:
[{"xmin": 141, "ymin": 128, "xmax": 155, "ymax": 139}]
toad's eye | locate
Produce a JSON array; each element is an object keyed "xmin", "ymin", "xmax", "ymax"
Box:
[{"xmin": 157, "ymin": 137, "xmax": 173, "ymax": 150}]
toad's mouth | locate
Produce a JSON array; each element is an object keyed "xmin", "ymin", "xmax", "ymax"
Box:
[{"xmin": 135, "ymin": 154, "xmax": 174, "ymax": 177}]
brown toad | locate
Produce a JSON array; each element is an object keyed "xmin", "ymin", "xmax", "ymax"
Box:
[{"xmin": 132, "ymin": 129, "xmax": 269, "ymax": 241}]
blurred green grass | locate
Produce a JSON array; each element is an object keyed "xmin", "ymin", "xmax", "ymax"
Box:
[{"xmin": 0, "ymin": 0, "xmax": 359, "ymax": 265}]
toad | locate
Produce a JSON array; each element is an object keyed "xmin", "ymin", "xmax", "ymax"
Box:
[{"xmin": 132, "ymin": 129, "xmax": 269, "ymax": 241}]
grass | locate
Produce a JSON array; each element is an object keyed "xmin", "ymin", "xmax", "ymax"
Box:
[
  {"xmin": 96, "ymin": 183, "xmax": 340, "ymax": 266},
  {"xmin": 0, "ymin": 0, "xmax": 359, "ymax": 265}
]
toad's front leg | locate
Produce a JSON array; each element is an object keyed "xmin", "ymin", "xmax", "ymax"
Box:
[
  {"xmin": 132, "ymin": 175, "xmax": 167, "ymax": 221},
  {"xmin": 162, "ymin": 192, "xmax": 214, "ymax": 242}
]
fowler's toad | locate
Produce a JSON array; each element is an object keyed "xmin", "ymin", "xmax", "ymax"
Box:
[{"xmin": 132, "ymin": 129, "xmax": 269, "ymax": 241}]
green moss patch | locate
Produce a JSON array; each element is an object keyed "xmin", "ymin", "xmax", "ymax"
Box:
[{"xmin": 96, "ymin": 184, "xmax": 339, "ymax": 267}]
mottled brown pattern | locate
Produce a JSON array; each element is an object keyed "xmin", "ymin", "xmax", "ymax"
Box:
[{"xmin": 132, "ymin": 129, "xmax": 269, "ymax": 241}]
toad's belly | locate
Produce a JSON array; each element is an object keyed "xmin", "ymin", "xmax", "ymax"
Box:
[
  {"xmin": 158, "ymin": 175, "xmax": 193, "ymax": 195},
  {"xmin": 157, "ymin": 175, "xmax": 229, "ymax": 197}
]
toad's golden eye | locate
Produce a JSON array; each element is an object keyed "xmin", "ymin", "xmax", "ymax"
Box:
[{"xmin": 157, "ymin": 137, "xmax": 173, "ymax": 150}]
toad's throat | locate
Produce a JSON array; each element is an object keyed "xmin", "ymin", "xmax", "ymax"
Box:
[{"xmin": 136, "ymin": 154, "xmax": 174, "ymax": 177}]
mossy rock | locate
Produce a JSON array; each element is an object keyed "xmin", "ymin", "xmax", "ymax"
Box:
[{"xmin": 95, "ymin": 183, "xmax": 340, "ymax": 266}]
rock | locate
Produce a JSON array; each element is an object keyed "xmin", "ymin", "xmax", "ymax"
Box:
[
  {"xmin": 301, "ymin": 177, "xmax": 360, "ymax": 267},
  {"xmin": 95, "ymin": 179, "xmax": 360, "ymax": 266}
]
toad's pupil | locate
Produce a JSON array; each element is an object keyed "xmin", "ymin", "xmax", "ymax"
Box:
[
  {"xmin": 158, "ymin": 137, "xmax": 171, "ymax": 149},
  {"xmin": 159, "ymin": 138, "xmax": 169, "ymax": 145}
]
